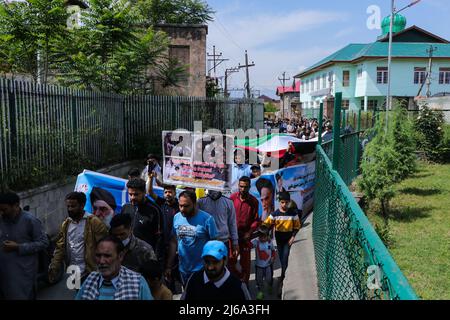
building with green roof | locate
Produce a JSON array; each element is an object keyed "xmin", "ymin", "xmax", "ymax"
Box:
[{"xmin": 295, "ymin": 14, "xmax": 450, "ymax": 113}]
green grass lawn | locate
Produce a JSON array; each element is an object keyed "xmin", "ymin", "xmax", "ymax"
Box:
[{"xmin": 366, "ymin": 161, "xmax": 450, "ymax": 300}]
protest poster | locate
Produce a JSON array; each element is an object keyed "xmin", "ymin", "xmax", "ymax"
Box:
[
  {"xmin": 249, "ymin": 174, "xmax": 277, "ymax": 222},
  {"xmin": 162, "ymin": 131, "xmax": 234, "ymax": 191},
  {"xmin": 273, "ymin": 161, "xmax": 316, "ymax": 215}
]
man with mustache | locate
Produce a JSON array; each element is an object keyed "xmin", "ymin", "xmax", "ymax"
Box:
[
  {"xmin": 76, "ymin": 235, "xmax": 153, "ymax": 300},
  {"xmin": 165, "ymin": 190, "xmax": 217, "ymax": 286},
  {"xmin": 181, "ymin": 240, "xmax": 251, "ymax": 300},
  {"xmin": 48, "ymin": 192, "xmax": 108, "ymax": 284}
]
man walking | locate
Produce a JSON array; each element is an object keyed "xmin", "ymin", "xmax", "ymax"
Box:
[
  {"xmin": 48, "ymin": 192, "xmax": 108, "ymax": 283},
  {"xmin": 0, "ymin": 191, "xmax": 49, "ymax": 300},
  {"xmin": 198, "ymin": 190, "xmax": 239, "ymax": 261},
  {"xmin": 147, "ymin": 172, "xmax": 181, "ymax": 291},
  {"xmin": 109, "ymin": 213, "xmax": 157, "ymax": 272},
  {"xmin": 121, "ymin": 178, "xmax": 165, "ymax": 264},
  {"xmin": 181, "ymin": 241, "xmax": 251, "ymax": 301},
  {"xmin": 165, "ymin": 190, "xmax": 217, "ymax": 286},
  {"xmin": 229, "ymin": 176, "xmax": 259, "ymax": 284},
  {"xmin": 76, "ymin": 236, "xmax": 153, "ymax": 300}
]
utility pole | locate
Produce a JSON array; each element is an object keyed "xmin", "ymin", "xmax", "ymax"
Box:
[
  {"xmin": 238, "ymin": 50, "xmax": 255, "ymax": 98},
  {"xmin": 386, "ymin": 0, "xmax": 421, "ymax": 134},
  {"xmin": 207, "ymin": 46, "xmax": 229, "ymax": 78},
  {"xmin": 426, "ymin": 45, "xmax": 438, "ymax": 98},
  {"xmin": 224, "ymin": 67, "xmax": 239, "ymax": 98},
  {"xmin": 278, "ymin": 72, "xmax": 290, "ymax": 120}
]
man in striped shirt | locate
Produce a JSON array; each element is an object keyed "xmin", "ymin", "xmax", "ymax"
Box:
[{"xmin": 263, "ymin": 191, "xmax": 300, "ymax": 281}]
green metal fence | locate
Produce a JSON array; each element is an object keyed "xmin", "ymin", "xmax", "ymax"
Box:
[
  {"xmin": 322, "ymin": 132, "xmax": 361, "ymax": 186},
  {"xmin": 0, "ymin": 78, "xmax": 263, "ymax": 190},
  {"xmin": 303, "ymin": 108, "xmax": 321, "ymax": 119},
  {"xmin": 312, "ymin": 94, "xmax": 418, "ymax": 300}
]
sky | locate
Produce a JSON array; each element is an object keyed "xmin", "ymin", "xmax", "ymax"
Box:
[{"xmin": 205, "ymin": 0, "xmax": 450, "ymax": 99}]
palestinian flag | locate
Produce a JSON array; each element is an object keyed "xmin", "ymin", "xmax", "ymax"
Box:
[{"xmin": 235, "ymin": 134, "xmax": 317, "ymax": 158}]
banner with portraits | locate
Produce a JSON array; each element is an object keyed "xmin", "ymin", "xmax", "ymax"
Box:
[
  {"xmin": 74, "ymin": 170, "xmax": 165, "ymax": 214},
  {"xmin": 162, "ymin": 131, "xmax": 234, "ymax": 191},
  {"xmin": 249, "ymin": 161, "xmax": 315, "ymax": 220}
]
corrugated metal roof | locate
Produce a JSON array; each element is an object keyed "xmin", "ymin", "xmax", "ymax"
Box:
[
  {"xmin": 298, "ymin": 42, "xmax": 450, "ymax": 77},
  {"xmin": 276, "ymin": 81, "xmax": 300, "ymax": 95}
]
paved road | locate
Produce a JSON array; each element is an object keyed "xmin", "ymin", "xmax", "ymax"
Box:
[
  {"xmin": 282, "ymin": 213, "xmax": 319, "ymax": 300},
  {"xmin": 37, "ymin": 274, "xmax": 77, "ymax": 300}
]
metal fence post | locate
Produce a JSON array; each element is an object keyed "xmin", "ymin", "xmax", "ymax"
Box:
[
  {"xmin": 7, "ymin": 80, "xmax": 17, "ymax": 159},
  {"xmin": 355, "ymin": 108, "xmax": 362, "ymax": 175},
  {"xmin": 250, "ymin": 102, "xmax": 254, "ymax": 129},
  {"xmin": 318, "ymin": 102, "xmax": 324, "ymax": 145},
  {"xmin": 122, "ymin": 96, "xmax": 128, "ymax": 158},
  {"xmin": 332, "ymin": 92, "xmax": 342, "ymax": 171},
  {"xmin": 71, "ymin": 91, "xmax": 77, "ymax": 144}
]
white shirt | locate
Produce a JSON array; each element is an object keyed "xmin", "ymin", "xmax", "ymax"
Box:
[
  {"xmin": 67, "ymin": 212, "xmax": 89, "ymax": 274},
  {"xmin": 202, "ymin": 268, "xmax": 252, "ymax": 299},
  {"xmin": 203, "ymin": 268, "xmax": 231, "ymax": 288}
]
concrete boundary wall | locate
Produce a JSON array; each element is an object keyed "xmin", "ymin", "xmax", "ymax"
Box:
[{"xmin": 17, "ymin": 161, "xmax": 140, "ymax": 238}]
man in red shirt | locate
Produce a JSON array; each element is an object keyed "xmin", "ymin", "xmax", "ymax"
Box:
[{"xmin": 229, "ymin": 176, "xmax": 260, "ymax": 284}]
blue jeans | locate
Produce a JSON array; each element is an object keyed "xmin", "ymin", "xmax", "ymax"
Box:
[{"xmin": 276, "ymin": 240, "xmax": 291, "ymax": 279}]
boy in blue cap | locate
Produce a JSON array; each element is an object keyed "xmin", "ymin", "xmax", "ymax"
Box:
[{"xmin": 181, "ymin": 240, "xmax": 251, "ymax": 300}]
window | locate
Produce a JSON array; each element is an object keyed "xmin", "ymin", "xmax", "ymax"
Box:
[
  {"xmin": 311, "ymin": 78, "xmax": 315, "ymax": 91},
  {"xmin": 342, "ymin": 99, "xmax": 350, "ymax": 109},
  {"xmin": 414, "ymin": 67, "xmax": 426, "ymax": 84},
  {"xmin": 316, "ymin": 76, "xmax": 321, "ymax": 90},
  {"xmin": 328, "ymin": 71, "xmax": 334, "ymax": 86},
  {"xmin": 169, "ymin": 45, "xmax": 190, "ymax": 84},
  {"xmin": 322, "ymin": 74, "xmax": 327, "ymax": 88},
  {"xmin": 360, "ymin": 100, "xmax": 378, "ymax": 110},
  {"xmin": 342, "ymin": 71, "xmax": 350, "ymax": 87},
  {"xmin": 377, "ymin": 67, "xmax": 388, "ymax": 84},
  {"xmin": 357, "ymin": 69, "xmax": 363, "ymax": 78},
  {"xmin": 439, "ymin": 68, "xmax": 450, "ymax": 84}
]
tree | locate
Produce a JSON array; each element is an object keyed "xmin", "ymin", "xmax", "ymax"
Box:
[
  {"xmin": 0, "ymin": 0, "xmax": 69, "ymax": 82},
  {"xmin": 359, "ymin": 115, "xmax": 400, "ymax": 220},
  {"xmin": 358, "ymin": 105, "xmax": 417, "ymax": 247},
  {"xmin": 390, "ymin": 105, "xmax": 416, "ymax": 180},
  {"xmin": 415, "ymin": 105, "xmax": 448, "ymax": 163},
  {"xmin": 0, "ymin": 0, "xmax": 206, "ymax": 93},
  {"xmin": 55, "ymin": 0, "xmax": 171, "ymax": 93},
  {"xmin": 264, "ymin": 101, "xmax": 278, "ymax": 113},
  {"xmin": 135, "ymin": 0, "xmax": 214, "ymax": 25}
]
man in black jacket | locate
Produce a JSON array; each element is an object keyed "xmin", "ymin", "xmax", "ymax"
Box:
[
  {"xmin": 181, "ymin": 240, "xmax": 251, "ymax": 301},
  {"xmin": 109, "ymin": 213, "xmax": 157, "ymax": 273},
  {"xmin": 121, "ymin": 178, "xmax": 165, "ymax": 265}
]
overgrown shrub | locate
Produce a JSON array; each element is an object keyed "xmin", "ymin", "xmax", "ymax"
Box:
[
  {"xmin": 358, "ymin": 115, "xmax": 399, "ymax": 219},
  {"xmin": 390, "ymin": 106, "xmax": 417, "ymax": 180},
  {"xmin": 358, "ymin": 104, "xmax": 416, "ymax": 222},
  {"xmin": 415, "ymin": 105, "xmax": 448, "ymax": 163}
]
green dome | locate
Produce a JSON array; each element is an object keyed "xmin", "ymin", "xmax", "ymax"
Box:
[{"xmin": 381, "ymin": 13, "xmax": 407, "ymax": 35}]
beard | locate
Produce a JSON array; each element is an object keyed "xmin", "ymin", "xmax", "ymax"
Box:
[
  {"xmin": 208, "ymin": 191, "xmax": 222, "ymax": 201},
  {"xmin": 205, "ymin": 267, "xmax": 223, "ymax": 281}
]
